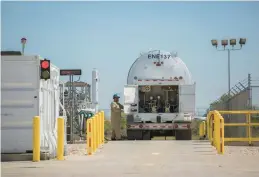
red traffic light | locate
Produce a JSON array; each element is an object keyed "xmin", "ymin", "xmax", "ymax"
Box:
[{"xmin": 41, "ymin": 60, "xmax": 50, "ymax": 69}]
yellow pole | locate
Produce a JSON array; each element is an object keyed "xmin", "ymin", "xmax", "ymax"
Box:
[
  {"xmin": 101, "ymin": 111, "xmax": 105, "ymax": 144},
  {"xmin": 87, "ymin": 119, "xmax": 93, "ymax": 155},
  {"xmin": 203, "ymin": 121, "xmax": 206, "ymax": 137},
  {"xmin": 219, "ymin": 118, "xmax": 225, "ymax": 154},
  {"xmin": 248, "ymin": 113, "xmax": 252, "ymax": 145},
  {"xmin": 199, "ymin": 121, "xmax": 205, "ymax": 138},
  {"xmin": 214, "ymin": 114, "xmax": 220, "ymax": 153},
  {"xmin": 57, "ymin": 117, "xmax": 65, "ymax": 160},
  {"xmin": 97, "ymin": 112, "xmax": 101, "ymax": 147},
  {"xmin": 33, "ymin": 116, "xmax": 40, "ymax": 162},
  {"xmin": 93, "ymin": 116, "xmax": 97, "ymax": 152},
  {"xmin": 96, "ymin": 113, "xmax": 100, "ymax": 148},
  {"xmin": 206, "ymin": 112, "xmax": 210, "ymax": 140},
  {"xmin": 98, "ymin": 112, "xmax": 102, "ymax": 145},
  {"xmin": 96, "ymin": 115, "xmax": 99, "ymax": 149}
]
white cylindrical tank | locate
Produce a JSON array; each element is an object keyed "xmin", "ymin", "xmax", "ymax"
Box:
[
  {"xmin": 92, "ymin": 68, "xmax": 99, "ymax": 113},
  {"xmin": 127, "ymin": 50, "xmax": 193, "ymax": 85}
]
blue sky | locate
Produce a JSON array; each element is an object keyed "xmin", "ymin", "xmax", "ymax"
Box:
[{"xmin": 2, "ymin": 1, "xmax": 259, "ymax": 111}]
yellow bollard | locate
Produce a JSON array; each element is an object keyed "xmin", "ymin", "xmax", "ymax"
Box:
[
  {"xmin": 57, "ymin": 117, "xmax": 65, "ymax": 160},
  {"xmin": 96, "ymin": 113, "xmax": 100, "ymax": 148},
  {"xmin": 95, "ymin": 115, "xmax": 98, "ymax": 150},
  {"xmin": 87, "ymin": 118, "xmax": 93, "ymax": 155},
  {"xmin": 214, "ymin": 115, "xmax": 220, "ymax": 152},
  {"xmin": 93, "ymin": 116, "xmax": 97, "ymax": 152},
  {"xmin": 101, "ymin": 111, "xmax": 105, "ymax": 144},
  {"xmin": 199, "ymin": 121, "xmax": 205, "ymax": 139},
  {"xmin": 247, "ymin": 113, "xmax": 252, "ymax": 145},
  {"xmin": 33, "ymin": 116, "xmax": 40, "ymax": 162},
  {"xmin": 219, "ymin": 118, "xmax": 224, "ymax": 154},
  {"xmin": 210, "ymin": 112, "xmax": 215, "ymax": 146},
  {"xmin": 98, "ymin": 112, "xmax": 102, "ymax": 146}
]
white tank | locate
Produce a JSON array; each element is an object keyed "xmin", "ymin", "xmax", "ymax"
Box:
[{"xmin": 127, "ymin": 50, "xmax": 193, "ymax": 85}]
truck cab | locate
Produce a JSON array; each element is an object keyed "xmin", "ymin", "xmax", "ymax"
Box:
[{"xmin": 124, "ymin": 50, "xmax": 196, "ymax": 140}]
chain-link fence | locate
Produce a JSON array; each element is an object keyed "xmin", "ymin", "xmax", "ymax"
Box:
[{"xmin": 209, "ymin": 74, "xmax": 259, "ymax": 138}]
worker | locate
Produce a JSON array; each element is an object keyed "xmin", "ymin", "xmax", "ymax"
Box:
[{"xmin": 110, "ymin": 93, "xmax": 124, "ymax": 140}]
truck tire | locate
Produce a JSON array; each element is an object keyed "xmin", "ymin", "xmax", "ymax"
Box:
[
  {"xmin": 127, "ymin": 129, "xmax": 143, "ymax": 140},
  {"xmin": 142, "ymin": 131, "xmax": 151, "ymax": 140},
  {"xmin": 175, "ymin": 130, "xmax": 192, "ymax": 140}
]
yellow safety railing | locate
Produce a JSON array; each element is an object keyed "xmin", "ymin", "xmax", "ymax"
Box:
[
  {"xmin": 86, "ymin": 111, "xmax": 105, "ymax": 155},
  {"xmin": 218, "ymin": 110, "xmax": 259, "ymax": 144},
  {"xmin": 206, "ymin": 110, "xmax": 259, "ymax": 154}
]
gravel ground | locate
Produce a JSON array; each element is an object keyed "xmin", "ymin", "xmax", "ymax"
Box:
[
  {"xmin": 225, "ymin": 146, "xmax": 259, "ymax": 156},
  {"xmin": 67, "ymin": 144, "xmax": 87, "ymax": 156}
]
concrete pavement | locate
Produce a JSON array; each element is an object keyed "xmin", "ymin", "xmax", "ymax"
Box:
[{"xmin": 2, "ymin": 140, "xmax": 259, "ymax": 177}]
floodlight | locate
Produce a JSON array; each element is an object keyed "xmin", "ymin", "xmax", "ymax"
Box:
[
  {"xmin": 211, "ymin": 39, "xmax": 218, "ymax": 47},
  {"xmin": 239, "ymin": 38, "xmax": 246, "ymax": 45},
  {"xmin": 230, "ymin": 39, "xmax": 236, "ymax": 46},
  {"xmin": 221, "ymin": 39, "xmax": 228, "ymax": 46}
]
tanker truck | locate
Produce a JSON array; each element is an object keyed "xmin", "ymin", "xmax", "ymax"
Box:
[{"xmin": 123, "ymin": 50, "xmax": 196, "ymax": 140}]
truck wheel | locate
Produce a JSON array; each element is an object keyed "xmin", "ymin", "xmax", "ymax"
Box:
[
  {"xmin": 142, "ymin": 131, "xmax": 151, "ymax": 140},
  {"xmin": 175, "ymin": 130, "xmax": 192, "ymax": 140},
  {"xmin": 175, "ymin": 130, "xmax": 183, "ymax": 140},
  {"xmin": 127, "ymin": 129, "xmax": 143, "ymax": 140},
  {"xmin": 183, "ymin": 129, "xmax": 192, "ymax": 140}
]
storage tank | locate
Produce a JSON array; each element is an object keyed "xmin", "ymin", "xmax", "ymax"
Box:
[{"xmin": 127, "ymin": 50, "xmax": 193, "ymax": 85}]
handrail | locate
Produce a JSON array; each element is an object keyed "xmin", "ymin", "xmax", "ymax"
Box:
[{"xmin": 206, "ymin": 110, "xmax": 259, "ymax": 154}]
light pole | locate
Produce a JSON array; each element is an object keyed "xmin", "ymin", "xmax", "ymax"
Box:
[{"xmin": 211, "ymin": 38, "xmax": 246, "ymax": 110}]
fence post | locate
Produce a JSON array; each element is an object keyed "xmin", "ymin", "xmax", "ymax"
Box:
[
  {"xmin": 57, "ymin": 117, "xmax": 65, "ymax": 160},
  {"xmin": 33, "ymin": 116, "xmax": 40, "ymax": 162},
  {"xmin": 87, "ymin": 118, "xmax": 93, "ymax": 155}
]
